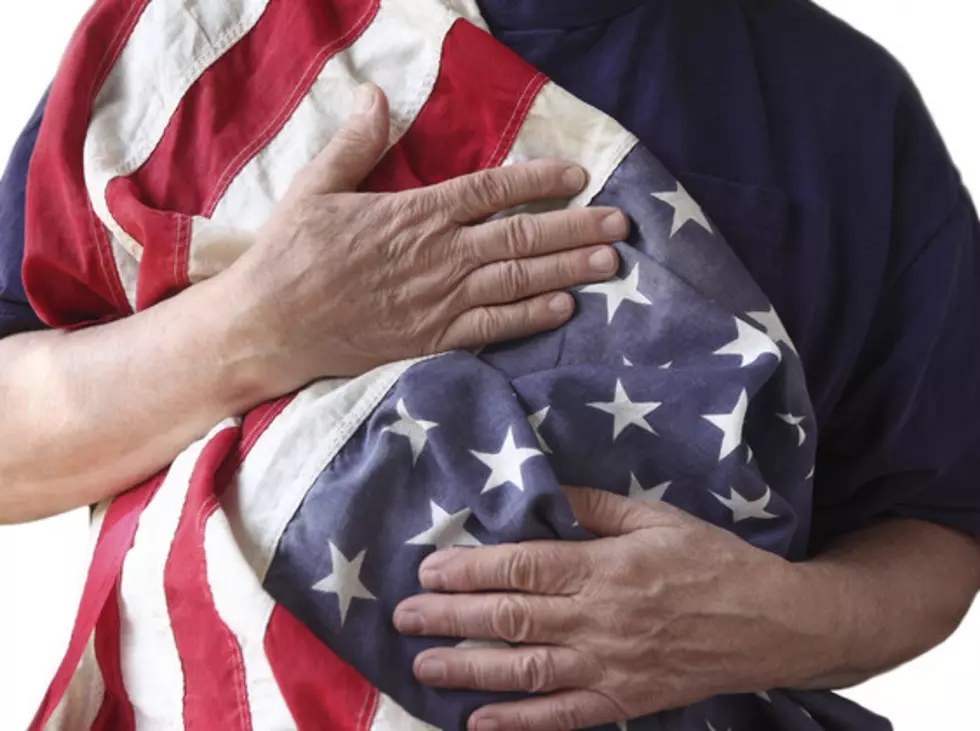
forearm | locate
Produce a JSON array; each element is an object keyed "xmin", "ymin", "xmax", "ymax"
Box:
[
  {"xmin": 0, "ymin": 272, "xmax": 280, "ymax": 524},
  {"xmin": 785, "ymin": 518, "xmax": 980, "ymax": 690}
]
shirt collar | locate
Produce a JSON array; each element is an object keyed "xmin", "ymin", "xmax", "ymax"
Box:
[{"xmin": 476, "ymin": 0, "xmax": 648, "ymax": 30}]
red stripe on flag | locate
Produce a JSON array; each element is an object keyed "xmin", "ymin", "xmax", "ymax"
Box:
[
  {"xmin": 32, "ymin": 398, "xmax": 292, "ymax": 728},
  {"xmin": 362, "ymin": 20, "xmax": 547, "ymax": 193},
  {"xmin": 265, "ymin": 605, "xmax": 378, "ymax": 731},
  {"xmin": 162, "ymin": 426, "xmax": 253, "ymax": 730},
  {"xmin": 29, "ymin": 476, "xmax": 163, "ymax": 730},
  {"xmin": 90, "ymin": 580, "xmax": 135, "ymax": 731},
  {"xmin": 104, "ymin": 0, "xmax": 381, "ymax": 311},
  {"xmin": 23, "ymin": 0, "xmax": 150, "ymax": 328}
]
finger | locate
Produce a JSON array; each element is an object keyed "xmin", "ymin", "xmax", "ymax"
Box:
[
  {"xmin": 293, "ymin": 83, "xmax": 391, "ymax": 195},
  {"xmin": 411, "ymin": 646, "xmax": 596, "ymax": 694},
  {"xmin": 563, "ymin": 486, "xmax": 671, "ymax": 537},
  {"xmin": 416, "ymin": 543, "xmax": 591, "ymax": 594},
  {"xmin": 467, "ymin": 690, "xmax": 623, "ymax": 731},
  {"xmin": 438, "ymin": 292, "xmax": 576, "ymax": 351},
  {"xmin": 393, "ymin": 592, "xmax": 577, "ymax": 644},
  {"xmin": 462, "ymin": 246, "xmax": 619, "ymax": 307},
  {"xmin": 430, "ymin": 160, "xmax": 590, "ymax": 224},
  {"xmin": 462, "ymin": 207, "xmax": 629, "ymax": 266}
]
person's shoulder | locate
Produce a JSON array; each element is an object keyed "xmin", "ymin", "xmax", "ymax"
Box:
[
  {"xmin": 736, "ymin": 0, "xmax": 960, "ymax": 215},
  {"xmin": 737, "ymin": 0, "xmax": 913, "ymax": 99}
]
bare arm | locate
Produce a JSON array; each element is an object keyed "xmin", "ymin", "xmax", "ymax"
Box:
[
  {"xmin": 0, "ymin": 273, "xmax": 275, "ymax": 522},
  {"xmin": 791, "ymin": 518, "xmax": 980, "ymax": 690},
  {"xmin": 0, "ymin": 85, "xmax": 628, "ymax": 524}
]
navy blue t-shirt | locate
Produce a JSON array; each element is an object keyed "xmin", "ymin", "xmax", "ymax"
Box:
[{"xmin": 2, "ymin": 0, "xmax": 979, "ymax": 547}]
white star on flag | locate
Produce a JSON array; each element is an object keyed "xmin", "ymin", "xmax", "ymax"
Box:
[
  {"xmin": 580, "ymin": 263, "xmax": 651, "ymax": 324},
  {"xmin": 588, "ymin": 380, "xmax": 661, "ymax": 440},
  {"xmin": 806, "ymin": 465, "xmax": 815, "ymax": 480},
  {"xmin": 312, "ymin": 543, "xmax": 377, "ymax": 626},
  {"xmin": 756, "ymin": 691, "xmax": 772, "ymax": 702},
  {"xmin": 471, "ymin": 427, "xmax": 543, "ymax": 494},
  {"xmin": 746, "ymin": 444, "xmax": 754, "ymax": 464},
  {"xmin": 652, "ymin": 182, "xmax": 713, "ymax": 237},
  {"xmin": 714, "ymin": 317, "xmax": 780, "ymax": 367},
  {"xmin": 777, "ymin": 413, "xmax": 807, "ymax": 446},
  {"xmin": 713, "ymin": 487, "xmax": 778, "ymax": 523},
  {"xmin": 617, "ymin": 723, "xmax": 628, "ymax": 731},
  {"xmin": 628, "ymin": 472, "xmax": 671, "ymax": 502},
  {"xmin": 659, "ymin": 361, "xmax": 673, "ymax": 369},
  {"xmin": 527, "ymin": 407, "xmax": 553, "ymax": 454},
  {"xmin": 405, "ymin": 501, "xmax": 482, "ymax": 550},
  {"xmin": 622, "ymin": 355, "xmax": 634, "ymax": 367},
  {"xmin": 746, "ymin": 305, "xmax": 798, "ymax": 355},
  {"xmin": 702, "ymin": 389, "xmax": 749, "ymax": 460},
  {"xmin": 384, "ymin": 398, "xmax": 438, "ymax": 465}
]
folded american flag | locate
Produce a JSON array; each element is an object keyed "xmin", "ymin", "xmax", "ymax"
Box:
[{"xmin": 24, "ymin": 0, "xmax": 887, "ymax": 729}]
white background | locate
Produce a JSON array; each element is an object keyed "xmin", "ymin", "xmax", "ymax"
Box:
[{"xmin": 0, "ymin": 1, "xmax": 976, "ymax": 729}]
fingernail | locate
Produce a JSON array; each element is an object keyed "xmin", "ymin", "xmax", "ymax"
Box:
[
  {"xmin": 354, "ymin": 85, "xmax": 376, "ymax": 114},
  {"xmin": 589, "ymin": 247, "xmax": 617, "ymax": 273},
  {"xmin": 548, "ymin": 293, "xmax": 574, "ymax": 315},
  {"xmin": 471, "ymin": 718, "xmax": 500, "ymax": 731},
  {"xmin": 562, "ymin": 166, "xmax": 587, "ymax": 191},
  {"xmin": 419, "ymin": 568, "xmax": 447, "ymax": 590},
  {"xmin": 395, "ymin": 610, "xmax": 425, "ymax": 634},
  {"xmin": 417, "ymin": 658, "xmax": 447, "ymax": 683},
  {"xmin": 421, "ymin": 550, "xmax": 454, "ymax": 572},
  {"xmin": 602, "ymin": 211, "xmax": 629, "ymax": 238}
]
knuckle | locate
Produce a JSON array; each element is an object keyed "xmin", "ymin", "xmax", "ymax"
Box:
[
  {"xmin": 475, "ymin": 171, "xmax": 510, "ymax": 211},
  {"xmin": 395, "ymin": 190, "xmax": 434, "ymax": 226},
  {"xmin": 335, "ymin": 120, "xmax": 375, "ymax": 149},
  {"xmin": 505, "ymin": 548, "xmax": 538, "ymax": 591},
  {"xmin": 472, "ymin": 306, "xmax": 504, "ymax": 343},
  {"xmin": 549, "ymin": 702, "xmax": 583, "ymax": 731},
  {"xmin": 554, "ymin": 251, "xmax": 583, "ymax": 284},
  {"xmin": 505, "ymin": 214, "xmax": 542, "ymax": 257},
  {"xmin": 446, "ymin": 228, "xmax": 480, "ymax": 275},
  {"xmin": 498, "ymin": 261, "xmax": 531, "ymax": 301},
  {"xmin": 517, "ymin": 651, "xmax": 556, "ymax": 693},
  {"xmin": 384, "ymin": 200, "xmax": 423, "ymax": 242},
  {"xmin": 491, "ymin": 595, "xmax": 534, "ymax": 643}
]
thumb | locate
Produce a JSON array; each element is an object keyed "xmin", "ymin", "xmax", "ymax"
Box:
[
  {"xmin": 298, "ymin": 83, "xmax": 390, "ymax": 194},
  {"xmin": 563, "ymin": 486, "xmax": 661, "ymax": 537}
]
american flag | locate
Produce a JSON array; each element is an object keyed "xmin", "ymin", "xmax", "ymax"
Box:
[{"xmin": 24, "ymin": 0, "xmax": 889, "ymax": 729}]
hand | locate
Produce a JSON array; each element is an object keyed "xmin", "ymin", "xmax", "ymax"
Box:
[
  {"xmin": 227, "ymin": 83, "xmax": 627, "ymax": 392},
  {"xmin": 393, "ymin": 488, "xmax": 828, "ymax": 731}
]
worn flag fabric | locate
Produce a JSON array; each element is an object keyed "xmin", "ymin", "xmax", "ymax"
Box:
[{"xmin": 24, "ymin": 0, "xmax": 889, "ymax": 730}]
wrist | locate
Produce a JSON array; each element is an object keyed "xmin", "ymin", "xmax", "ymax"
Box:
[
  {"xmin": 770, "ymin": 559, "xmax": 864, "ymax": 691},
  {"xmin": 188, "ymin": 271, "xmax": 297, "ymax": 412}
]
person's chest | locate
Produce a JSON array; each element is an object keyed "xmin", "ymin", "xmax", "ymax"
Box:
[{"xmin": 485, "ymin": 0, "xmax": 902, "ymax": 430}]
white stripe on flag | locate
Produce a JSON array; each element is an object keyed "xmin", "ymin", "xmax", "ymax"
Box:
[
  {"xmin": 43, "ymin": 502, "xmax": 112, "ymax": 730},
  {"xmin": 43, "ymin": 635, "xmax": 105, "ymax": 731},
  {"xmin": 189, "ymin": 0, "xmax": 462, "ymax": 282},
  {"xmin": 117, "ymin": 420, "xmax": 239, "ymax": 731},
  {"xmin": 203, "ymin": 510, "xmax": 296, "ymax": 730},
  {"xmin": 369, "ymin": 693, "xmax": 439, "ymax": 731},
  {"xmin": 222, "ymin": 358, "xmax": 425, "ymax": 583},
  {"xmin": 82, "ymin": 0, "xmax": 272, "ymax": 304},
  {"xmin": 501, "ymin": 81, "xmax": 638, "ymax": 210}
]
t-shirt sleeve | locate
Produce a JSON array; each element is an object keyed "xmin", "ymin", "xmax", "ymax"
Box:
[
  {"xmin": 812, "ymin": 81, "xmax": 980, "ymax": 545},
  {"xmin": 0, "ymin": 93, "xmax": 47, "ymax": 338}
]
